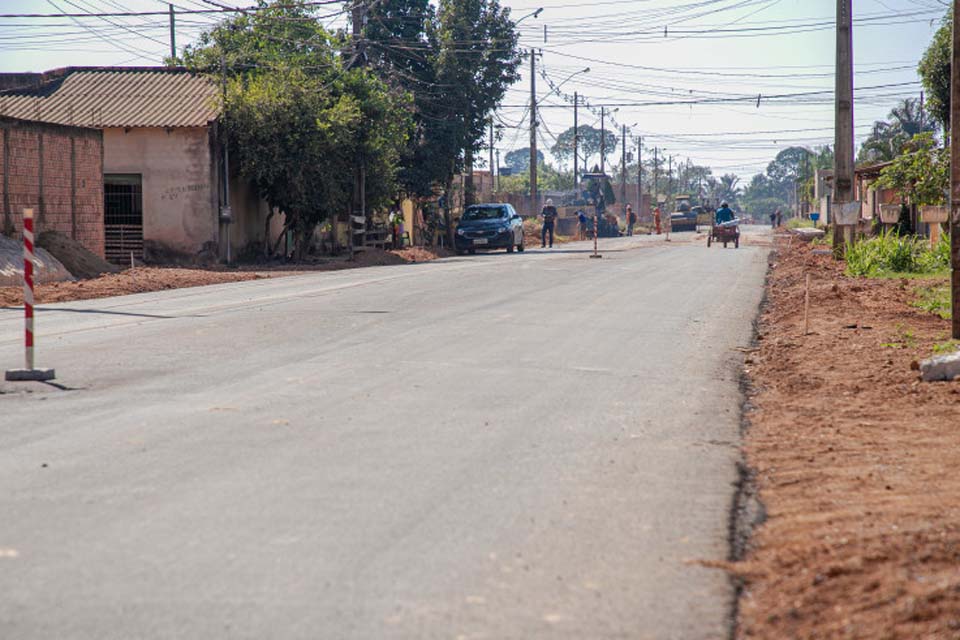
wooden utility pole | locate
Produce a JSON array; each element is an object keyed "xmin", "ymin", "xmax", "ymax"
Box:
[
  {"xmin": 653, "ymin": 147, "xmax": 659, "ymax": 205},
  {"xmin": 621, "ymin": 124, "xmax": 627, "ymax": 217},
  {"xmin": 637, "ymin": 137, "xmax": 642, "ymax": 214},
  {"xmin": 489, "ymin": 119, "xmax": 494, "ymax": 199},
  {"xmin": 529, "ymin": 50, "xmax": 538, "ymax": 213},
  {"xmin": 950, "ymin": 0, "xmax": 960, "ymax": 338},
  {"xmin": 573, "ymin": 91, "xmax": 579, "ymax": 191},
  {"xmin": 833, "ymin": 0, "xmax": 854, "ymax": 255},
  {"xmin": 600, "ymin": 106, "xmax": 606, "ymax": 174},
  {"xmin": 168, "ymin": 4, "xmax": 176, "ymax": 61}
]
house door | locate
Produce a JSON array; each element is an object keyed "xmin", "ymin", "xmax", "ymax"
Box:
[{"xmin": 104, "ymin": 174, "xmax": 144, "ymax": 264}]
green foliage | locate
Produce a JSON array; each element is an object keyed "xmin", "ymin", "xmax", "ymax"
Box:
[
  {"xmin": 858, "ymin": 98, "xmax": 936, "ymax": 163},
  {"xmin": 504, "ymin": 148, "xmax": 544, "ymax": 172},
  {"xmin": 550, "ymin": 125, "xmax": 618, "ymax": 166},
  {"xmin": 918, "ymin": 7, "xmax": 952, "ymax": 131},
  {"xmin": 873, "ymin": 133, "xmax": 948, "ymax": 207},
  {"xmin": 932, "ymin": 339, "xmax": 960, "ymax": 354},
  {"xmin": 786, "ymin": 218, "xmax": 814, "ymax": 229},
  {"xmin": 184, "ymin": 1, "xmax": 413, "ymax": 253},
  {"xmin": 914, "ymin": 283, "xmax": 951, "ymax": 320},
  {"xmin": 845, "ymin": 229, "xmax": 950, "ymax": 277}
]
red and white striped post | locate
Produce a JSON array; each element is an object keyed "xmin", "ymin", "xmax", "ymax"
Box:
[
  {"xmin": 5, "ymin": 208, "xmax": 55, "ymax": 382},
  {"xmin": 590, "ymin": 213, "xmax": 602, "ymax": 259}
]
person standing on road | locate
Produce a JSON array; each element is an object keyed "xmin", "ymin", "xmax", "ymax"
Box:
[
  {"xmin": 653, "ymin": 205, "xmax": 662, "ymax": 235},
  {"xmin": 770, "ymin": 209, "xmax": 778, "ymax": 228},
  {"xmin": 541, "ymin": 198, "xmax": 559, "ymax": 248},
  {"xmin": 775, "ymin": 209, "xmax": 783, "ymax": 228},
  {"xmin": 577, "ymin": 209, "xmax": 588, "ymax": 241},
  {"xmin": 625, "ymin": 203, "xmax": 636, "ymax": 236}
]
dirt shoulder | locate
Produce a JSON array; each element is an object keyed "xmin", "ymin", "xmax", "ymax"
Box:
[
  {"xmin": 734, "ymin": 235, "xmax": 960, "ymax": 638},
  {"xmin": 0, "ymin": 246, "xmax": 450, "ymax": 306}
]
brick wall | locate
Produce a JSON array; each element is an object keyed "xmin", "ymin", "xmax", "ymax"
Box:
[{"xmin": 1, "ymin": 117, "xmax": 104, "ymax": 257}]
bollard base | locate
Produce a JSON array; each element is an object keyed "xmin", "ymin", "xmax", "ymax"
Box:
[
  {"xmin": 589, "ymin": 254, "xmax": 603, "ymax": 259},
  {"xmin": 5, "ymin": 368, "xmax": 56, "ymax": 382}
]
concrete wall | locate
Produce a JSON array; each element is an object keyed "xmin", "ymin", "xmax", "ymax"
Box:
[
  {"xmin": 103, "ymin": 126, "xmax": 217, "ymax": 257},
  {"xmin": 0, "ymin": 117, "xmax": 104, "ymax": 257}
]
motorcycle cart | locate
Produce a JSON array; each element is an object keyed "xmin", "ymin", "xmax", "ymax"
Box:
[{"xmin": 707, "ymin": 220, "xmax": 740, "ymax": 248}]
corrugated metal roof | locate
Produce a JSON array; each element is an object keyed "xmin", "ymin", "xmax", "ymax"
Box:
[{"xmin": 0, "ymin": 68, "xmax": 219, "ymax": 128}]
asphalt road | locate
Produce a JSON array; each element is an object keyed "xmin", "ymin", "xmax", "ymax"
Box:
[{"xmin": 0, "ymin": 231, "xmax": 769, "ymax": 639}]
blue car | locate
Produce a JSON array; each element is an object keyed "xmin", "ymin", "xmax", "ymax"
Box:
[{"xmin": 455, "ymin": 204, "xmax": 525, "ymax": 254}]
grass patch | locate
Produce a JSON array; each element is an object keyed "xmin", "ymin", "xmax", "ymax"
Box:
[
  {"xmin": 932, "ymin": 339, "xmax": 960, "ymax": 355},
  {"xmin": 913, "ymin": 281, "xmax": 952, "ymax": 319},
  {"xmin": 845, "ymin": 230, "xmax": 950, "ymax": 277},
  {"xmin": 786, "ymin": 218, "xmax": 815, "ymax": 230}
]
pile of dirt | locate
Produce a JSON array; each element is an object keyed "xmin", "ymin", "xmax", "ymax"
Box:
[
  {"xmin": 0, "ymin": 234, "xmax": 73, "ymax": 286},
  {"xmin": 0, "ymin": 245, "xmax": 454, "ymax": 306},
  {"xmin": 734, "ymin": 236, "xmax": 960, "ymax": 638},
  {"xmin": 0, "ymin": 267, "xmax": 267, "ymax": 306},
  {"xmin": 37, "ymin": 231, "xmax": 119, "ymax": 280}
]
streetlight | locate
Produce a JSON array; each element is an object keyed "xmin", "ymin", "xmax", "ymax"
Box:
[
  {"xmin": 516, "ymin": 7, "xmax": 543, "ymax": 25},
  {"xmin": 554, "ymin": 67, "xmax": 589, "ymax": 94}
]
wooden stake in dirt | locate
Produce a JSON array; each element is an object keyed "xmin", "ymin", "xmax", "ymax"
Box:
[
  {"xmin": 951, "ymin": 0, "xmax": 960, "ymax": 339},
  {"xmin": 803, "ymin": 273, "xmax": 811, "ymax": 335},
  {"xmin": 590, "ymin": 214, "xmax": 602, "ymax": 259}
]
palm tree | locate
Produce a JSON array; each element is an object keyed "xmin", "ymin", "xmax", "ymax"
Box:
[
  {"xmin": 858, "ymin": 98, "xmax": 936, "ymax": 163},
  {"xmin": 716, "ymin": 174, "xmax": 741, "ymax": 205}
]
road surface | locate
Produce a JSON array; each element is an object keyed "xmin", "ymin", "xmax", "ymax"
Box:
[{"xmin": 1, "ymin": 232, "xmax": 768, "ymax": 639}]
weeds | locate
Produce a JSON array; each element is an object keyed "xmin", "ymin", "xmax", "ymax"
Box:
[
  {"xmin": 913, "ymin": 282, "xmax": 952, "ymax": 319},
  {"xmin": 932, "ymin": 339, "xmax": 960, "ymax": 355},
  {"xmin": 845, "ymin": 229, "xmax": 950, "ymax": 277}
]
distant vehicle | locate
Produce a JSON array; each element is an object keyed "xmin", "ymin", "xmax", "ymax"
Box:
[
  {"xmin": 670, "ymin": 195, "xmax": 698, "ymax": 232},
  {"xmin": 455, "ymin": 203, "xmax": 525, "ymax": 254}
]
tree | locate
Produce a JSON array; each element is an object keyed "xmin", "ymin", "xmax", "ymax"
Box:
[
  {"xmin": 182, "ymin": 1, "xmax": 413, "ymax": 257},
  {"xmin": 918, "ymin": 7, "xmax": 951, "ymax": 132},
  {"xmin": 714, "ymin": 174, "xmax": 741, "ymax": 206},
  {"xmin": 550, "ymin": 125, "xmax": 617, "ymax": 167},
  {"xmin": 858, "ymin": 98, "xmax": 936, "ymax": 163},
  {"xmin": 429, "ymin": 0, "xmax": 521, "ymax": 242},
  {"xmin": 874, "ymin": 132, "xmax": 949, "ymax": 208},
  {"xmin": 504, "ymin": 148, "xmax": 544, "ymax": 172}
]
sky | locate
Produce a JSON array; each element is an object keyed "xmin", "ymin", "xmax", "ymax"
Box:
[{"xmin": 0, "ymin": 0, "xmax": 948, "ymax": 181}]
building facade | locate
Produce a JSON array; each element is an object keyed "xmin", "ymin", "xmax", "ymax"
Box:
[
  {"xmin": 0, "ymin": 67, "xmax": 276, "ymax": 263},
  {"xmin": 0, "ymin": 116, "xmax": 104, "ymax": 256}
]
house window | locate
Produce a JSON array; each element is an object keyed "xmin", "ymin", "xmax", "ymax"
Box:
[{"xmin": 104, "ymin": 174, "xmax": 144, "ymax": 264}]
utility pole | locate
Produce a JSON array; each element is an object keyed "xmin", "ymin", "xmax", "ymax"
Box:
[
  {"xmin": 529, "ymin": 50, "xmax": 538, "ymax": 214},
  {"xmin": 833, "ymin": 0, "xmax": 854, "ymax": 255},
  {"xmin": 637, "ymin": 137, "xmax": 642, "ymax": 214},
  {"xmin": 621, "ymin": 124, "xmax": 627, "ymax": 219},
  {"xmin": 495, "ymin": 149, "xmax": 500, "ymax": 193},
  {"xmin": 668, "ymin": 155, "xmax": 674, "ymax": 209},
  {"xmin": 489, "ymin": 118, "xmax": 494, "ymax": 201},
  {"xmin": 219, "ymin": 55, "xmax": 231, "ymax": 263},
  {"xmin": 653, "ymin": 147, "xmax": 659, "ymax": 206},
  {"xmin": 168, "ymin": 4, "xmax": 176, "ymax": 61},
  {"xmin": 950, "ymin": 0, "xmax": 960, "ymax": 338},
  {"xmin": 600, "ymin": 106, "xmax": 606, "ymax": 174},
  {"xmin": 573, "ymin": 91, "xmax": 579, "ymax": 191},
  {"xmin": 351, "ymin": 0, "xmax": 368, "ymax": 256}
]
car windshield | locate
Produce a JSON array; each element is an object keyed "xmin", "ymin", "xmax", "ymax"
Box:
[{"xmin": 462, "ymin": 206, "xmax": 508, "ymax": 221}]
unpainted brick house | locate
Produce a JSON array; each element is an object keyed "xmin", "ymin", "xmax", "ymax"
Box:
[
  {"xmin": 0, "ymin": 67, "xmax": 276, "ymax": 263},
  {"xmin": 0, "ymin": 116, "xmax": 104, "ymax": 257}
]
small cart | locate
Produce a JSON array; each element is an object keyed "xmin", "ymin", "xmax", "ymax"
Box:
[{"xmin": 707, "ymin": 220, "xmax": 740, "ymax": 249}]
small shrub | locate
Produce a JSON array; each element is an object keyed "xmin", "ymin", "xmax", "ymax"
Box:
[{"xmin": 845, "ymin": 230, "xmax": 949, "ymax": 277}]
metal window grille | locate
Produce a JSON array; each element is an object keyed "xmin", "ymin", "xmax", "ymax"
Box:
[{"xmin": 104, "ymin": 174, "xmax": 144, "ymax": 264}]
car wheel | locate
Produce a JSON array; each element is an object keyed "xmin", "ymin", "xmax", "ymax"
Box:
[
  {"xmin": 735, "ymin": 236, "xmax": 740, "ymax": 249},
  {"xmin": 506, "ymin": 243, "xmax": 515, "ymax": 253},
  {"xmin": 518, "ymin": 239, "xmax": 525, "ymax": 252},
  {"xmin": 456, "ymin": 249, "xmax": 466, "ymax": 256},
  {"xmin": 707, "ymin": 235, "xmax": 712, "ymax": 247},
  {"xmin": 468, "ymin": 249, "xmax": 476, "ymax": 255}
]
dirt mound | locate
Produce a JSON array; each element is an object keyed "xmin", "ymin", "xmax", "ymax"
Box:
[
  {"xmin": 735, "ymin": 236, "xmax": 960, "ymax": 639},
  {"xmin": 0, "ymin": 233, "xmax": 73, "ymax": 286},
  {"xmin": 38, "ymin": 231, "xmax": 119, "ymax": 280}
]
